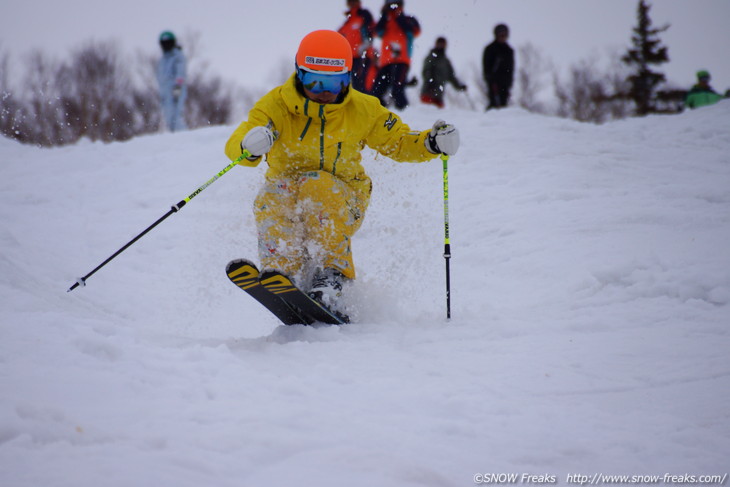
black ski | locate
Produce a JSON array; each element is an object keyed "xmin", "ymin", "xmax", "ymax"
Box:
[
  {"xmin": 226, "ymin": 259, "xmax": 310, "ymax": 325},
  {"xmin": 259, "ymin": 270, "xmax": 349, "ymax": 325},
  {"xmin": 226, "ymin": 259, "xmax": 349, "ymax": 326}
]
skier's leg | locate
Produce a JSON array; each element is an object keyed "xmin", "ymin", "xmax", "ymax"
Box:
[
  {"xmin": 174, "ymin": 90, "xmax": 187, "ymax": 131},
  {"xmin": 161, "ymin": 95, "xmax": 174, "ymax": 131},
  {"xmin": 253, "ymin": 178, "xmax": 306, "ymax": 280},
  {"xmin": 391, "ymin": 63, "xmax": 410, "ymax": 110},
  {"xmin": 369, "ymin": 65, "xmax": 394, "ymax": 107},
  {"xmin": 296, "ymin": 171, "xmax": 368, "ymax": 280}
]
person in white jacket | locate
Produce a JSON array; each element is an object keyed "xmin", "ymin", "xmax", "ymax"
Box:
[{"xmin": 157, "ymin": 31, "xmax": 187, "ymax": 132}]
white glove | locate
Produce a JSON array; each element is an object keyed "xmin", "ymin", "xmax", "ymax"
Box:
[
  {"xmin": 425, "ymin": 119, "xmax": 460, "ymax": 156},
  {"xmin": 241, "ymin": 126, "xmax": 274, "ymax": 158}
]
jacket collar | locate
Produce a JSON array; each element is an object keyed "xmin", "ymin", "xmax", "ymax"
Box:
[{"xmin": 280, "ymin": 73, "xmax": 352, "ymax": 118}]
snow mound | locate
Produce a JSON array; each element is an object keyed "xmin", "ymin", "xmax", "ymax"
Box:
[{"xmin": 1, "ymin": 102, "xmax": 729, "ymax": 485}]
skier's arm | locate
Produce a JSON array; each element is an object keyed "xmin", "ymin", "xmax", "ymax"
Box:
[
  {"xmin": 362, "ymin": 10, "xmax": 375, "ymax": 40},
  {"xmin": 364, "ymin": 106, "xmax": 435, "ymax": 163},
  {"xmin": 395, "ymin": 15, "xmax": 420, "ymax": 37},
  {"xmin": 225, "ymin": 100, "xmax": 277, "ymax": 166},
  {"xmin": 172, "ymin": 51, "xmax": 186, "ymax": 89},
  {"xmin": 421, "ymin": 56, "xmax": 434, "ymax": 84},
  {"xmin": 446, "ymin": 59, "xmax": 464, "ymax": 89},
  {"xmin": 375, "ymin": 14, "xmax": 387, "ymax": 37},
  {"xmin": 176, "ymin": 52, "xmax": 186, "ymax": 82},
  {"xmin": 505, "ymin": 48, "xmax": 515, "ymax": 88}
]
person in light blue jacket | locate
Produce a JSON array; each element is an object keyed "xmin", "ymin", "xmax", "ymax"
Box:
[{"xmin": 157, "ymin": 31, "xmax": 187, "ymax": 131}]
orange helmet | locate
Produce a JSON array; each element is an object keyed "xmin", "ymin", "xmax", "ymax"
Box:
[{"xmin": 296, "ymin": 30, "xmax": 353, "ymax": 73}]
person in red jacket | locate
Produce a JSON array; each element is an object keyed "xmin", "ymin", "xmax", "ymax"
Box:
[
  {"xmin": 370, "ymin": 0, "xmax": 421, "ymax": 109},
  {"xmin": 338, "ymin": 0, "xmax": 376, "ymax": 93}
]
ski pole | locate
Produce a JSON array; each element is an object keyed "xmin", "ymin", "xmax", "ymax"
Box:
[
  {"xmin": 67, "ymin": 150, "xmax": 252, "ymax": 292},
  {"xmin": 441, "ymin": 154, "xmax": 452, "ymax": 320}
]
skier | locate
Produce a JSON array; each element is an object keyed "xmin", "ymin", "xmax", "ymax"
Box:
[
  {"xmin": 337, "ymin": 0, "xmax": 376, "ymax": 93},
  {"xmin": 224, "ymin": 30, "xmax": 459, "ymax": 317},
  {"xmin": 685, "ymin": 70, "xmax": 724, "ymax": 109},
  {"xmin": 157, "ymin": 31, "xmax": 187, "ymax": 131},
  {"xmin": 369, "ymin": 0, "xmax": 421, "ymax": 109},
  {"xmin": 420, "ymin": 37, "xmax": 467, "ymax": 108},
  {"xmin": 482, "ymin": 23, "xmax": 514, "ymax": 110}
]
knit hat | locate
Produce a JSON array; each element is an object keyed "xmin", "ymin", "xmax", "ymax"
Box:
[
  {"xmin": 697, "ymin": 70, "xmax": 711, "ymax": 81},
  {"xmin": 159, "ymin": 31, "xmax": 176, "ymax": 52},
  {"xmin": 494, "ymin": 24, "xmax": 509, "ymax": 37}
]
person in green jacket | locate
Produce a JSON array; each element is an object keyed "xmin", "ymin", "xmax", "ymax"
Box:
[
  {"xmin": 420, "ymin": 37, "xmax": 467, "ymax": 108},
  {"xmin": 685, "ymin": 70, "xmax": 724, "ymax": 109}
]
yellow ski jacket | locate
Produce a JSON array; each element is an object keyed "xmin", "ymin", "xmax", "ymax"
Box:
[{"xmin": 225, "ymin": 73, "xmax": 437, "ymax": 197}]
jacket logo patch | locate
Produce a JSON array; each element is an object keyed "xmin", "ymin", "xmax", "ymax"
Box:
[
  {"xmin": 384, "ymin": 113, "xmax": 398, "ymax": 131},
  {"xmin": 305, "ymin": 56, "xmax": 346, "ymax": 67}
]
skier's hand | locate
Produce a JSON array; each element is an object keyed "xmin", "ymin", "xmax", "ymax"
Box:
[
  {"xmin": 241, "ymin": 126, "xmax": 274, "ymax": 159},
  {"xmin": 172, "ymin": 85, "xmax": 182, "ymax": 101},
  {"xmin": 426, "ymin": 120, "xmax": 460, "ymax": 156}
]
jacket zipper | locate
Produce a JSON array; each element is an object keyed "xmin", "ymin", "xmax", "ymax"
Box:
[
  {"xmin": 299, "ymin": 99, "xmax": 312, "ymax": 140},
  {"xmin": 332, "ymin": 142, "xmax": 341, "ymax": 175},
  {"xmin": 301, "ymin": 102, "xmax": 339, "ymax": 175},
  {"xmin": 318, "ymin": 105, "xmax": 326, "ymax": 170}
]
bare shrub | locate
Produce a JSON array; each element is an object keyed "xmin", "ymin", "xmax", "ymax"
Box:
[
  {"xmin": 0, "ymin": 34, "xmax": 236, "ymax": 147},
  {"xmin": 517, "ymin": 43, "xmax": 551, "ymax": 114},
  {"xmin": 0, "ymin": 47, "xmax": 28, "ymax": 143},
  {"xmin": 186, "ymin": 70, "xmax": 233, "ymax": 127},
  {"xmin": 553, "ymin": 54, "xmax": 634, "ymax": 124},
  {"xmin": 57, "ymin": 41, "xmax": 142, "ymax": 142},
  {"xmin": 554, "ymin": 60, "xmax": 613, "ymax": 123},
  {"xmin": 467, "ymin": 64, "xmax": 488, "ymax": 110}
]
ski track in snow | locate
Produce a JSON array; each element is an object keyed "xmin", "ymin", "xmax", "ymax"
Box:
[{"xmin": 1, "ymin": 102, "xmax": 729, "ymax": 486}]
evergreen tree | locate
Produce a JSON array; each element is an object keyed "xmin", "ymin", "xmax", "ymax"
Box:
[{"xmin": 622, "ymin": 0, "xmax": 670, "ymax": 115}]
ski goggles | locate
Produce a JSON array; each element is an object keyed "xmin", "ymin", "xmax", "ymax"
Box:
[{"xmin": 297, "ymin": 67, "xmax": 351, "ymax": 95}]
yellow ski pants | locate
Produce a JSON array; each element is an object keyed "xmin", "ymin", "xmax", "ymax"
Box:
[{"xmin": 253, "ymin": 171, "xmax": 369, "ymax": 281}]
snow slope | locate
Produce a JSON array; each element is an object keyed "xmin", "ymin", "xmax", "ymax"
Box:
[{"xmin": 1, "ymin": 101, "xmax": 729, "ymax": 486}]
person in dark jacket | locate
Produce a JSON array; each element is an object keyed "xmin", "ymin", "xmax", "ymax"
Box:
[
  {"xmin": 338, "ymin": 0, "xmax": 376, "ymax": 93},
  {"xmin": 370, "ymin": 0, "xmax": 421, "ymax": 109},
  {"xmin": 420, "ymin": 37, "xmax": 467, "ymax": 108},
  {"xmin": 482, "ymin": 23, "xmax": 514, "ymax": 110}
]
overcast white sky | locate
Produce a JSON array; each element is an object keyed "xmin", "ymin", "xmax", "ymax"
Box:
[{"xmin": 2, "ymin": 0, "xmax": 729, "ymax": 93}]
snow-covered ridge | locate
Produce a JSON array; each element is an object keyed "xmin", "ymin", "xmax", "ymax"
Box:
[{"xmin": 1, "ymin": 103, "xmax": 728, "ymax": 486}]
